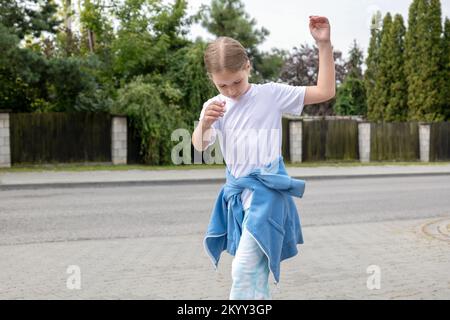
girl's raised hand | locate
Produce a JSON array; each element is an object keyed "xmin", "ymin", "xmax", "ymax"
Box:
[{"xmin": 309, "ymin": 16, "xmax": 331, "ymax": 43}]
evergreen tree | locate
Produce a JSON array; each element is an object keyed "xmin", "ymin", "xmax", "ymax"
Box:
[
  {"xmin": 364, "ymin": 11, "xmax": 382, "ymax": 121},
  {"xmin": 371, "ymin": 12, "xmax": 393, "ymax": 121},
  {"xmin": 404, "ymin": 0, "xmax": 420, "ymax": 119},
  {"xmin": 443, "ymin": 18, "xmax": 450, "ymax": 119},
  {"xmin": 334, "ymin": 40, "xmax": 366, "ymax": 116},
  {"xmin": 333, "ymin": 78, "xmax": 367, "ymax": 116},
  {"xmin": 384, "ymin": 14, "xmax": 408, "ymax": 121},
  {"xmin": 405, "ymin": 0, "xmax": 444, "ymax": 121},
  {"xmin": 428, "ymin": 0, "xmax": 445, "ymax": 120},
  {"xmin": 198, "ymin": 0, "xmax": 283, "ymax": 82},
  {"xmin": 198, "ymin": 0, "xmax": 268, "ymax": 59},
  {"xmin": 0, "ymin": 0, "xmax": 59, "ymax": 39},
  {"xmin": 345, "ymin": 39, "xmax": 364, "ymax": 79}
]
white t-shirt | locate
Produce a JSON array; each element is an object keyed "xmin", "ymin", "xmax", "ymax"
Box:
[{"xmin": 199, "ymin": 82, "xmax": 306, "ymax": 210}]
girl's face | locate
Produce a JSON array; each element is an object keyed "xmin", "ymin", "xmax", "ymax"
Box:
[{"xmin": 210, "ymin": 62, "xmax": 251, "ymax": 100}]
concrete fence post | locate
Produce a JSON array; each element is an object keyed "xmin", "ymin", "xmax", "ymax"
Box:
[
  {"xmin": 111, "ymin": 116, "xmax": 127, "ymax": 165},
  {"xmin": 0, "ymin": 111, "xmax": 11, "ymax": 168},
  {"xmin": 358, "ymin": 122, "xmax": 371, "ymax": 163},
  {"xmin": 419, "ymin": 123, "xmax": 431, "ymax": 162},
  {"xmin": 289, "ymin": 120, "xmax": 303, "ymax": 163}
]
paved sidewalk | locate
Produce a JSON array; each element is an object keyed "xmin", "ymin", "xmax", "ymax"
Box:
[{"xmin": 1, "ymin": 163, "xmax": 450, "ymax": 189}]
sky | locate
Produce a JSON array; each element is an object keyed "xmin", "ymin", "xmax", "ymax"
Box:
[{"xmin": 185, "ymin": 0, "xmax": 450, "ymax": 59}]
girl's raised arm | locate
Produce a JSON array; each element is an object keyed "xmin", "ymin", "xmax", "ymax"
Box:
[{"xmin": 304, "ymin": 16, "xmax": 336, "ymax": 105}]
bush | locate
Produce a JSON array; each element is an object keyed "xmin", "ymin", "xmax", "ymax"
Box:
[{"xmin": 112, "ymin": 76, "xmax": 186, "ymax": 165}]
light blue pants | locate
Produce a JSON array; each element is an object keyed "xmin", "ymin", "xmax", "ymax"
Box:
[{"xmin": 229, "ymin": 209, "xmax": 272, "ymax": 300}]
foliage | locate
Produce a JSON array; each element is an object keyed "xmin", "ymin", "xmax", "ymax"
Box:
[
  {"xmin": 334, "ymin": 40, "xmax": 366, "ymax": 116},
  {"xmin": 0, "ymin": 0, "xmax": 60, "ymax": 39},
  {"xmin": 280, "ymin": 43, "xmax": 346, "ymax": 115},
  {"xmin": 404, "ymin": 0, "xmax": 446, "ymax": 121},
  {"xmin": 364, "ymin": 11, "xmax": 382, "ymax": 121},
  {"xmin": 198, "ymin": 0, "xmax": 283, "ymax": 82},
  {"xmin": 112, "ymin": 76, "xmax": 185, "ymax": 165}
]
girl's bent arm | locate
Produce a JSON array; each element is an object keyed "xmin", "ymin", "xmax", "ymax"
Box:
[{"xmin": 304, "ymin": 16, "xmax": 336, "ymax": 105}]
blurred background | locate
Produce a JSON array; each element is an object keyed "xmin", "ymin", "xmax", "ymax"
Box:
[{"xmin": 0, "ymin": 0, "xmax": 449, "ymax": 166}]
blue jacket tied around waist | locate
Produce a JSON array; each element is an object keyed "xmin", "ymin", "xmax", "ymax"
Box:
[{"xmin": 203, "ymin": 156, "xmax": 306, "ymax": 283}]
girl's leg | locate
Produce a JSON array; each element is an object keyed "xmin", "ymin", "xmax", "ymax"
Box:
[
  {"xmin": 254, "ymin": 252, "xmax": 271, "ymax": 300},
  {"xmin": 229, "ymin": 212, "xmax": 271, "ymax": 300}
]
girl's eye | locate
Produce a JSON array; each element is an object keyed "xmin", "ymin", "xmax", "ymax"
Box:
[{"xmin": 219, "ymin": 80, "xmax": 240, "ymax": 88}]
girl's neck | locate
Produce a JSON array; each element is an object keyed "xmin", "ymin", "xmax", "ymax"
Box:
[{"xmin": 243, "ymin": 83, "xmax": 252, "ymax": 94}]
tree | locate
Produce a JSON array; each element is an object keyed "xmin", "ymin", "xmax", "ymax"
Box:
[
  {"xmin": 280, "ymin": 43, "xmax": 346, "ymax": 116},
  {"xmin": 0, "ymin": 0, "xmax": 227, "ymax": 121},
  {"xmin": 374, "ymin": 13, "xmax": 408, "ymax": 121},
  {"xmin": 0, "ymin": 1, "xmax": 113, "ymax": 113},
  {"xmin": 405, "ymin": 0, "xmax": 445, "ymax": 121},
  {"xmin": 0, "ymin": 0, "xmax": 60, "ymax": 39},
  {"xmin": 198, "ymin": 0, "xmax": 268, "ymax": 59},
  {"xmin": 0, "ymin": 24, "xmax": 31, "ymax": 111},
  {"xmin": 385, "ymin": 14, "xmax": 408, "ymax": 121},
  {"xmin": 198, "ymin": 0, "xmax": 283, "ymax": 82},
  {"xmin": 345, "ymin": 39, "xmax": 364, "ymax": 79},
  {"xmin": 254, "ymin": 48, "xmax": 287, "ymax": 82},
  {"xmin": 371, "ymin": 12, "xmax": 393, "ymax": 121},
  {"xmin": 167, "ymin": 40, "xmax": 218, "ymax": 125},
  {"xmin": 334, "ymin": 40, "xmax": 366, "ymax": 116},
  {"xmin": 78, "ymin": 0, "xmax": 115, "ymax": 55},
  {"xmin": 112, "ymin": 76, "xmax": 185, "ymax": 165},
  {"xmin": 112, "ymin": 0, "xmax": 190, "ymax": 81},
  {"xmin": 364, "ymin": 11, "xmax": 382, "ymax": 121},
  {"xmin": 333, "ymin": 78, "xmax": 367, "ymax": 116},
  {"xmin": 428, "ymin": 0, "xmax": 446, "ymax": 120},
  {"xmin": 443, "ymin": 17, "xmax": 450, "ymax": 119},
  {"xmin": 54, "ymin": 0, "xmax": 77, "ymax": 57}
]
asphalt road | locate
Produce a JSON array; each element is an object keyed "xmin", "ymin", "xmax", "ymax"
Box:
[{"xmin": 0, "ymin": 175, "xmax": 449, "ymax": 245}]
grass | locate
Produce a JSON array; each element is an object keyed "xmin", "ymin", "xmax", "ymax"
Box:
[{"xmin": 1, "ymin": 160, "xmax": 449, "ymax": 173}]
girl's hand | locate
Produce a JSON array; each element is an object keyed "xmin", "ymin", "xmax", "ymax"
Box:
[
  {"xmin": 309, "ymin": 16, "xmax": 331, "ymax": 43},
  {"xmin": 202, "ymin": 100, "xmax": 226, "ymax": 129}
]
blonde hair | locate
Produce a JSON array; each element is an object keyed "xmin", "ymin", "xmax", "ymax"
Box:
[{"xmin": 204, "ymin": 37, "xmax": 249, "ymax": 74}]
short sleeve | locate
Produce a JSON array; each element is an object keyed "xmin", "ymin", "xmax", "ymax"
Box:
[
  {"xmin": 270, "ymin": 82, "xmax": 306, "ymax": 115},
  {"xmin": 198, "ymin": 100, "xmax": 218, "ymax": 148}
]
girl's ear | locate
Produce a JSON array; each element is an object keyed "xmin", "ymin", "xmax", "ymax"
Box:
[{"xmin": 243, "ymin": 61, "xmax": 251, "ymax": 75}]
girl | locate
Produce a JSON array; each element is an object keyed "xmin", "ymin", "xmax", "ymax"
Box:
[{"xmin": 192, "ymin": 16, "xmax": 335, "ymax": 300}]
